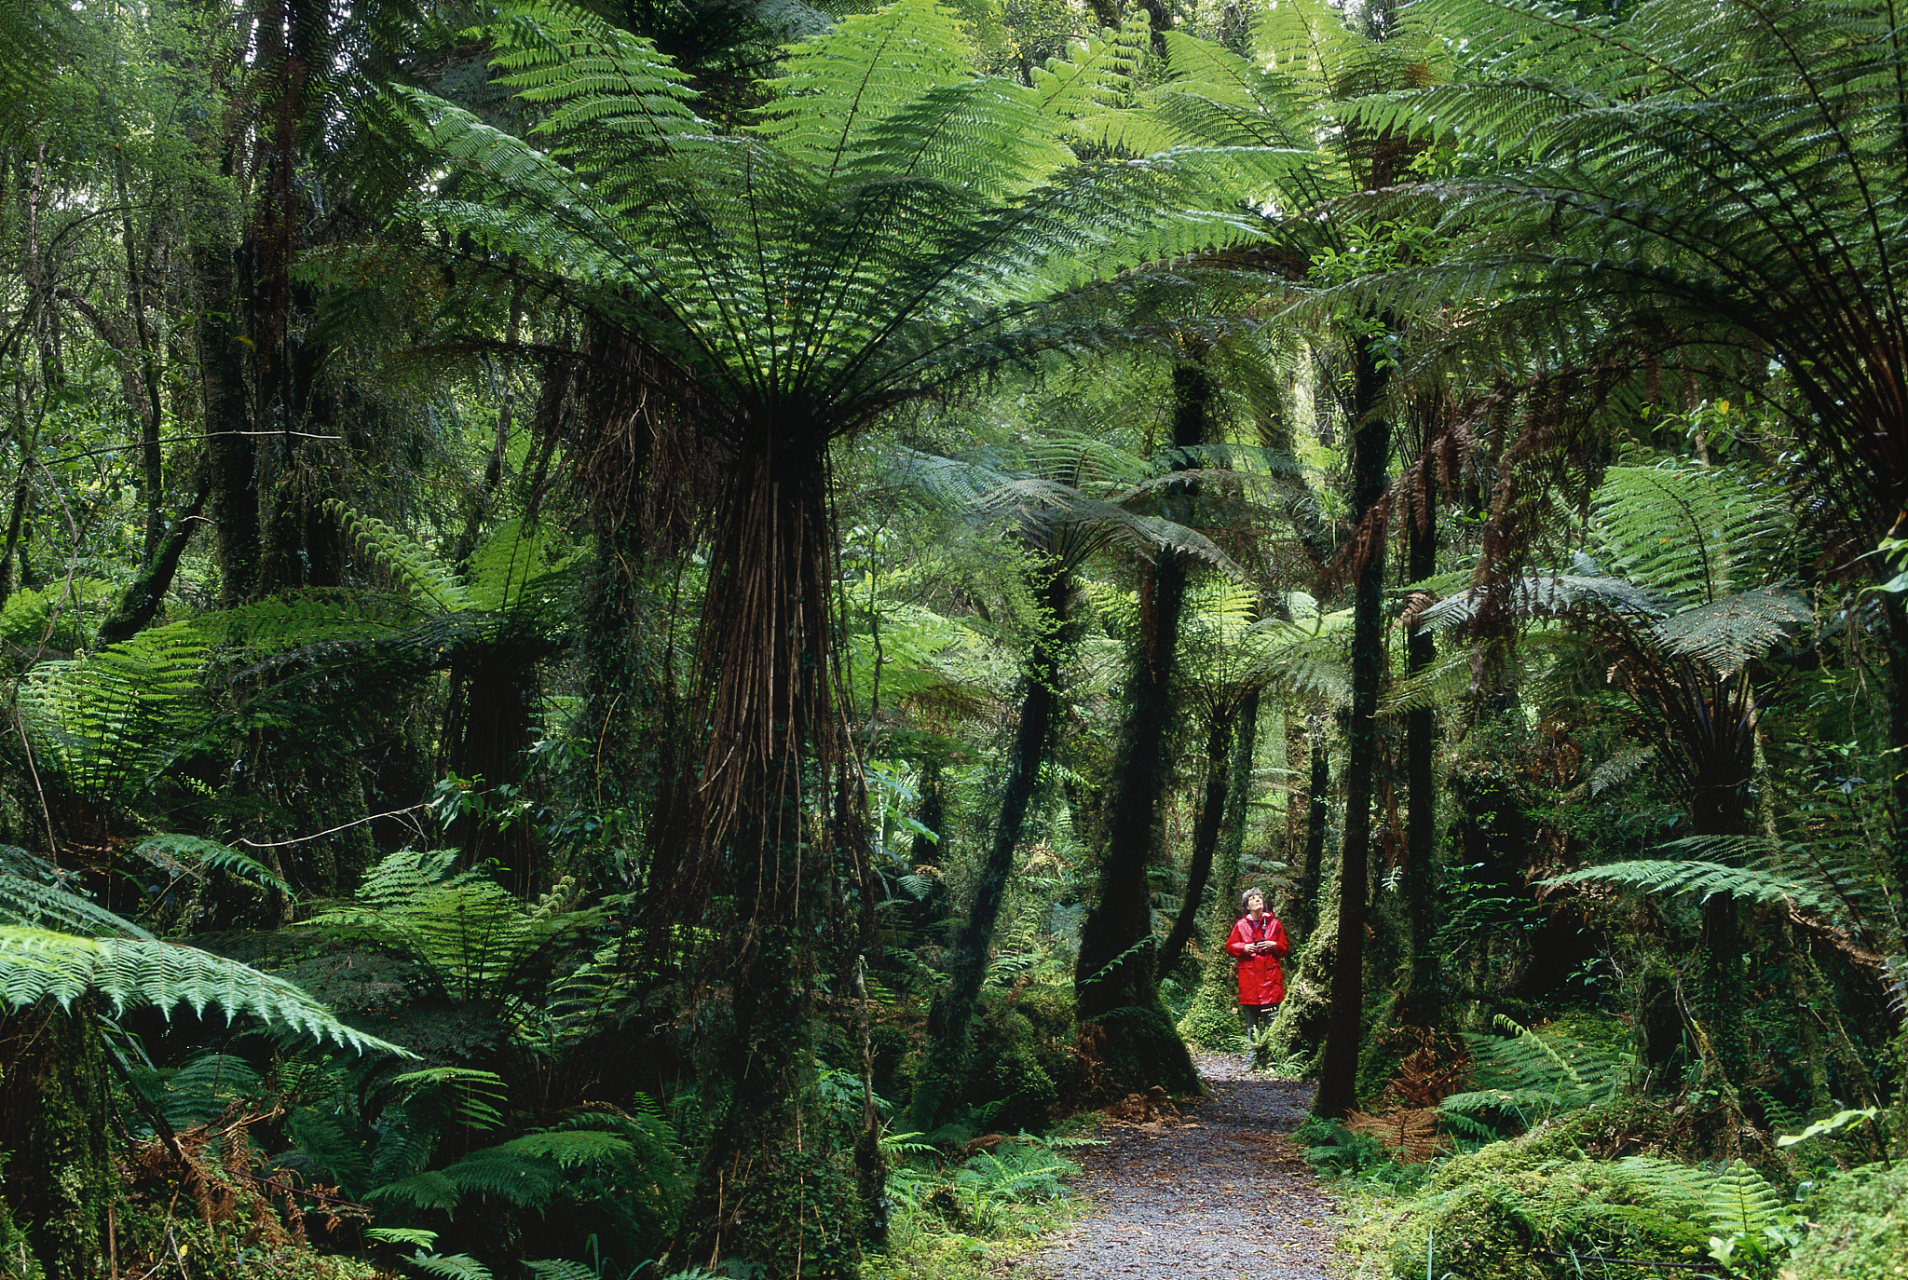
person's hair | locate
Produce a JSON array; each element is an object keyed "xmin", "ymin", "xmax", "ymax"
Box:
[{"xmin": 1239, "ymin": 887, "xmax": 1265, "ymax": 914}]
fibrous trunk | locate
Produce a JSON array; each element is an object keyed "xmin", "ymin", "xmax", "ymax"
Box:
[{"xmin": 669, "ymin": 428, "xmax": 874, "ymax": 1279}]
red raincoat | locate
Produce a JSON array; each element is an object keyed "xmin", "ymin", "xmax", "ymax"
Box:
[{"xmin": 1225, "ymin": 913, "xmax": 1290, "ymax": 1007}]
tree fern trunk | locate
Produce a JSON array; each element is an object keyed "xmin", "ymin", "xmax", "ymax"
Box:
[
  {"xmin": 669, "ymin": 428, "xmax": 871, "ymax": 1279},
  {"xmin": 1315, "ymin": 346, "xmax": 1390, "ymax": 1120},
  {"xmin": 909, "ymin": 560, "xmax": 1072, "ymax": 1135},
  {"xmin": 0, "ymin": 1001, "xmax": 116, "ymax": 1280}
]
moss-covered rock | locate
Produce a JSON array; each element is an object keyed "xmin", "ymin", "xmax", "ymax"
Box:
[{"xmin": 1787, "ymin": 1163, "xmax": 1908, "ymax": 1280}]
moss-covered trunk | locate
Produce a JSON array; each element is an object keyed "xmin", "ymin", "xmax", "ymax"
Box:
[
  {"xmin": 909, "ymin": 560, "xmax": 1073, "ymax": 1134},
  {"xmin": 0, "ymin": 1002, "xmax": 116, "ymax": 1280},
  {"xmin": 1071, "ymin": 355, "xmax": 1210, "ymax": 1099}
]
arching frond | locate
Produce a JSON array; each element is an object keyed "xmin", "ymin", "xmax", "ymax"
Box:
[
  {"xmin": 0, "ymin": 926, "xmax": 406, "ymax": 1055},
  {"xmin": 131, "ymin": 835, "xmax": 293, "ymax": 899}
]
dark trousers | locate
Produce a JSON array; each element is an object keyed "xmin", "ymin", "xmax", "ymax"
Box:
[{"xmin": 1241, "ymin": 1002, "xmax": 1280, "ymax": 1041}]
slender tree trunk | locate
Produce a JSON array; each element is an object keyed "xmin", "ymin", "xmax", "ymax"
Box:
[
  {"xmin": 909, "ymin": 561, "xmax": 1072, "ymax": 1134},
  {"xmin": 95, "ymin": 474, "xmax": 209, "ymax": 645},
  {"xmin": 1402, "ymin": 477, "xmax": 1440, "ymax": 1024},
  {"xmin": 1157, "ymin": 708, "xmax": 1235, "ymax": 973},
  {"xmin": 1298, "ymin": 717, "xmax": 1331, "ymax": 937},
  {"xmin": 1177, "ymin": 688, "xmax": 1264, "ymax": 1047},
  {"xmin": 1072, "ymin": 355, "xmax": 1208, "ymax": 1098},
  {"xmin": 1314, "ymin": 345, "xmax": 1391, "ymax": 1120}
]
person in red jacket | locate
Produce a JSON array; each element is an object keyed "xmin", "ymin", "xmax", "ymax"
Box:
[{"xmin": 1224, "ymin": 886, "xmax": 1290, "ymax": 1058}]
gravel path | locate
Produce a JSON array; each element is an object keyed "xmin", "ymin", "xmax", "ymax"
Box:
[{"xmin": 1010, "ymin": 1055, "xmax": 1340, "ymax": 1280}]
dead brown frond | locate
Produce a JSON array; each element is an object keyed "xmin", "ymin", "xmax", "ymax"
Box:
[{"xmin": 1344, "ymin": 1106, "xmax": 1450, "ymax": 1162}]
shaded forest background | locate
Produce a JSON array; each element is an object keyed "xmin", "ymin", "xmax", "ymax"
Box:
[{"xmin": 0, "ymin": 0, "xmax": 1905, "ymax": 1275}]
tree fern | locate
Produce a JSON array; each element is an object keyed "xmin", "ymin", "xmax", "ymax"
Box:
[
  {"xmin": 307, "ymin": 851, "xmax": 615, "ymax": 1004},
  {"xmin": 1343, "ymin": 0, "xmax": 1908, "ymax": 548}
]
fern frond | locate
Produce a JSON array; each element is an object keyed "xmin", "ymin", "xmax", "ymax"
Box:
[
  {"xmin": 18, "ymin": 622, "xmax": 211, "ymax": 801},
  {"xmin": 1544, "ymin": 858, "xmax": 1843, "ymax": 917},
  {"xmin": 131, "ymin": 834, "xmax": 293, "ymax": 899},
  {"xmin": 144, "ymin": 1052, "xmax": 267, "ymax": 1129},
  {"xmin": 307, "ymin": 851, "xmax": 608, "ymax": 1002},
  {"xmin": 1650, "ymin": 586, "xmax": 1810, "ymax": 675},
  {"xmin": 0, "ymin": 926, "xmax": 406, "ymax": 1055},
  {"xmin": 1588, "ymin": 744, "xmax": 1657, "ymax": 796},
  {"xmin": 389, "ymin": 1067, "xmax": 509, "ymax": 1133},
  {"xmin": 1593, "ymin": 465, "xmax": 1790, "ymax": 606},
  {"xmin": 0, "ymin": 849, "xmax": 155, "ymax": 939},
  {"xmin": 752, "ymin": 0, "xmax": 974, "ymax": 176},
  {"xmin": 1702, "ymin": 1160, "xmax": 1788, "ymax": 1242},
  {"xmin": 330, "ymin": 502, "xmax": 467, "ymax": 614},
  {"xmin": 402, "ymin": 1252, "xmax": 495, "ymax": 1280},
  {"xmin": 524, "ymin": 1262, "xmax": 597, "ymax": 1280},
  {"xmin": 463, "ymin": 519, "xmax": 583, "ymax": 615}
]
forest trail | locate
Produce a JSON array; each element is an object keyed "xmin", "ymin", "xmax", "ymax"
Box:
[{"xmin": 1009, "ymin": 1054, "xmax": 1340, "ymax": 1280}]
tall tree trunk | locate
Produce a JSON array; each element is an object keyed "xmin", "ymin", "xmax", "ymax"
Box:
[
  {"xmin": 1157, "ymin": 707, "xmax": 1235, "ymax": 973},
  {"xmin": 195, "ymin": 239, "xmax": 258, "ymax": 607},
  {"xmin": 908, "ymin": 560, "xmax": 1072, "ymax": 1135},
  {"xmin": 1314, "ymin": 345, "xmax": 1391, "ymax": 1120},
  {"xmin": 1401, "ymin": 476, "xmax": 1440, "ymax": 1024},
  {"xmin": 1072, "ymin": 355, "xmax": 1209, "ymax": 1099}
]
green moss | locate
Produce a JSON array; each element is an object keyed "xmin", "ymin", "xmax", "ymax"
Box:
[
  {"xmin": 1177, "ymin": 978, "xmax": 1244, "ymax": 1051},
  {"xmin": 1388, "ymin": 1156, "xmax": 1706, "ymax": 1280},
  {"xmin": 959, "ymin": 985, "xmax": 1081, "ymax": 1129},
  {"xmin": 1364, "ymin": 1101, "xmax": 1700, "ymax": 1280},
  {"xmin": 1788, "ymin": 1163, "xmax": 1908, "ymax": 1280},
  {"xmin": 0, "ymin": 1005, "xmax": 116, "ymax": 1280},
  {"xmin": 725, "ymin": 1149, "xmax": 865, "ymax": 1280}
]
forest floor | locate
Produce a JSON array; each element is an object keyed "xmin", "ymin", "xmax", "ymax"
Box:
[{"xmin": 1008, "ymin": 1054, "xmax": 1341, "ymax": 1280}]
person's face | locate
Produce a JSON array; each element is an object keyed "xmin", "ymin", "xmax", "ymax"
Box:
[{"xmin": 1245, "ymin": 893, "xmax": 1265, "ymax": 914}]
